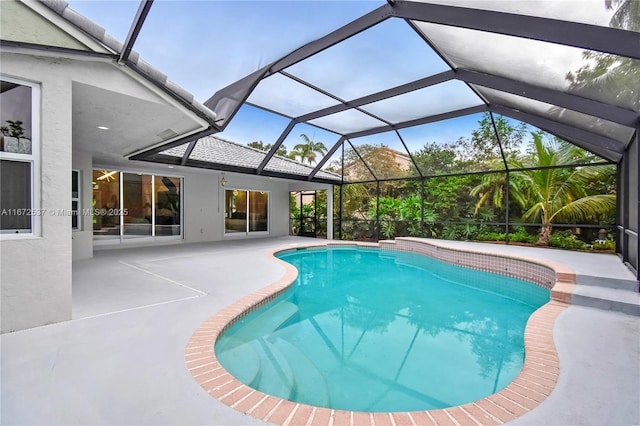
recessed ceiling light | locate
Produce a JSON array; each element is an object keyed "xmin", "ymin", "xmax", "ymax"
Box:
[
  {"xmin": 168, "ymin": 165, "xmax": 174, "ymax": 169},
  {"xmin": 97, "ymin": 126, "xmax": 109, "ymax": 130}
]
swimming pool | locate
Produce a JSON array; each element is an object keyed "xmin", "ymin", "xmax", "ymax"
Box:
[{"xmin": 215, "ymin": 246, "xmax": 550, "ymax": 412}]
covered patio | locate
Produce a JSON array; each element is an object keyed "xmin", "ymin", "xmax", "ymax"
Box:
[{"xmin": 1, "ymin": 237, "xmax": 638, "ymax": 425}]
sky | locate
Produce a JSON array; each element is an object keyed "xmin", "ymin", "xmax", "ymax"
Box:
[
  {"xmin": 67, "ymin": 1, "xmax": 382, "ymax": 101},
  {"xmin": 64, "ymin": 1, "xmax": 614, "ymax": 156}
]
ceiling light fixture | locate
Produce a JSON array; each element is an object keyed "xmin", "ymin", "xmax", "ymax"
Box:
[
  {"xmin": 96, "ymin": 170, "xmax": 117, "ymax": 181},
  {"xmin": 97, "ymin": 126, "xmax": 109, "ymax": 130}
]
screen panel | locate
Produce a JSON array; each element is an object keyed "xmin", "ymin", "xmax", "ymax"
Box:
[
  {"xmin": 360, "ymin": 80, "xmax": 483, "ymax": 124},
  {"xmin": 286, "ymin": 18, "xmax": 451, "ymax": 101},
  {"xmin": 412, "ymin": 0, "xmax": 637, "ymax": 32},
  {"xmin": 413, "ymin": 21, "xmax": 640, "ymax": 112},
  {"xmin": 475, "ymin": 85, "xmax": 636, "ymax": 145}
]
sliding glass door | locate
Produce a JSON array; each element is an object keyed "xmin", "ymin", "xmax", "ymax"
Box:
[
  {"xmin": 155, "ymin": 176, "xmax": 181, "ymax": 236},
  {"xmin": 225, "ymin": 189, "xmax": 269, "ymax": 235},
  {"xmin": 92, "ymin": 170, "xmax": 121, "ymax": 240},
  {"xmin": 92, "ymin": 170, "xmax": 182, "ymax": 242},
  {"xmin": 123, "ymin": 173, "xmax": 152, "ymax": 239},
  {"xmin": 249, "ymin": 191, "xmax": 268, "ymax": 232}
]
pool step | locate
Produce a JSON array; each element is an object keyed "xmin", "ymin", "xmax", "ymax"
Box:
[
  {"xmin": 216, "ymin": 301, "xmax": 299, "ymax": 392},
  {"xmin": 577, "ymin": 275, "xmax": 639, "ymax": 292},
  {"xmin": 215, "ymin": 337, "xmax": 261, "ymax": 385},
  {"xmin": 232, "ymin": 301, "xmax": 299, "ymax": 341},
  {"xmin": 273, "ymin": 337, "xmax": 331, "ymax": 407},
  {"xmin": 571, "ymin": 277, "xmax": 640, "ymax": 316},
  {"xmin": 251, "ymin": 338, "xmax": 295, "ymax": 400}
]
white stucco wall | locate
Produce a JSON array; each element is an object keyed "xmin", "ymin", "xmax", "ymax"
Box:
[
  {"xmin": 183, "ymin": 171, "xmax": 331, "ymax": 242},
  {"xmin": 180, "ymin": 171, "xmax": 331, "ymax": 242},
  {"xmin": 182, "ymin": 171, "xmax": 290, "ymax": 242},
  {"xmin": 72, "ymin": 148, "xmax": 93, "ymax": 261},
  {"xmin": 1, "ymin": 53, "xmax": 73, "ymax": 333}
]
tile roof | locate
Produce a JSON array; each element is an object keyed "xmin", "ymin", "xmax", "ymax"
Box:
[{"xmin": 163, "ymin": 136, "xmax": 342, "ymax": 182}]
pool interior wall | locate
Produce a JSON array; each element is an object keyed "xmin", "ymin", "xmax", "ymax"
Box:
[{"xmin": 186, "ymin": 238, "xmax": 576, "ymax": 425}]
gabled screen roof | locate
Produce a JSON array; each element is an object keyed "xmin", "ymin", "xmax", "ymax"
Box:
[{"xmin": 68, "ymin": 0, "xmax": 638, "ymax": 184}]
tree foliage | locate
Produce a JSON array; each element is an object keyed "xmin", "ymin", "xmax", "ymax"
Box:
[
  {"xmin": 332, "ymin": 113, "xmax": 616, "ymax": 246},
  {"xmin": 247, "ymin": 140, "xmax": 288, "ymax": 156},
  {"xmin": 565, "ymin": 0, "xmax": 639, "ymax": 111}
]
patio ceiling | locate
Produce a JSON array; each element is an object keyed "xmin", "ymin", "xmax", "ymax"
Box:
[{"xmin": 121, "ymin": 0, "xmax": 638, "ymax": 183}]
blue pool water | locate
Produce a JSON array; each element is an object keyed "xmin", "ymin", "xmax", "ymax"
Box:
[{"xmin": 215, "ymin": 247, "xmax": 549, "ymax": 412}]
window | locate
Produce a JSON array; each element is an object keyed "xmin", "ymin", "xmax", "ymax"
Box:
[
  {"xmin": 72, "ymin": 170, "xmax": 80, "ymax": 230},
  {"xmin": 225, "ymin": 189, "xmax": 269, "ymax": 235},
  {"xmin": 249, "ymin": 191, "xmax": 269, "ymax": 232},
  {"xmin": 92, "ymin": 170, "xmax": 121, "ymax": 240},
  {"xmin": 155, "ymin": 176, "xmax": 181, "ymax": 236},
  {"xmin": 92, "ymin": 169, "xmax": 182, "ymax": 241},
  {"xmin": 0, "ymin": 77, "xmax": 40, "ymax": 236},
  {"xmin": 123, "ymin": 173, "xmax": 153, "ymax": 238}
]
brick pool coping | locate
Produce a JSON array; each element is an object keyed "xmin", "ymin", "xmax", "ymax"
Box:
[{"xmin": 185, "ymin": 238, "xmax": 576, "ymax": 425}]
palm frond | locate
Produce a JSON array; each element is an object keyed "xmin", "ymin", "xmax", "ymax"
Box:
[
  {"xmin": 551, "ymin": 194, "xmax": 616, "ymax": 223},
  {"xmin": 522, "ymin": 202, "xmax": 544, "ymax": 223}
]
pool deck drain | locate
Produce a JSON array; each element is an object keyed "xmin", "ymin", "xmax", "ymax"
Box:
[{"xmin": 186, "ymin": 239, "xmax": 576, "ymax": 425}]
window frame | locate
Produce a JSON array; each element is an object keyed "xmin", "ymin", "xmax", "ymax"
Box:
[
  {"xmin": 0, "ymin": 75, "xmax": 41, "ymax": 238},
  {"xmin": 72, "ymin": 169, "xmax": 81, "ymax": 231},
  {"xmin": 92, "ymin": 169, "xmax": 184, "ymax": 245}
]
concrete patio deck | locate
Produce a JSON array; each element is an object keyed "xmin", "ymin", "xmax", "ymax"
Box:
[{"xmin": 1, "ymin": 237, "xmax": 639, "ymax": 425}]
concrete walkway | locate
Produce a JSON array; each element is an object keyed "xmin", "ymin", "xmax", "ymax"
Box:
[{"xmin": 1, "ymin": 237, "xmax": 639, "ymax": 425}]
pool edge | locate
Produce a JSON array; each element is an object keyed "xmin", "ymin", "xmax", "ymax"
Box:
[{"xmin": 185, "ymin": 238, "xmax": 575, "ymax": 425}]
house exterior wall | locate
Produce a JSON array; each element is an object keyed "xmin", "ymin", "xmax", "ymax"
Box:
[
  {"xmin": 1, "ymin": 53, "xmax": 73, "ymax": 333},
  {"xmin": 72, "ymin": 148, "xmax": 93, "ymax": 261},
  {"xmin": 89, "ymin": 167, "xmax": 309, "ymax": 247},
  {"xmin": 0, "ymin": 0, "xmax": 90, "ymax": 50},
  {"xmin": 182, "ymin": 170, "xmax": 294, "ymax": 242},
  {"xmin": 86, "ymin": 164, "xmax": 319, "ymax": 251}
]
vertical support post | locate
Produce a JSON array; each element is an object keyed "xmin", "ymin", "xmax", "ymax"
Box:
[
  {"xmin": 339, "ymin": 184, "xmax": 344, "ymax": 240},
  {"xmin": 151, "ymin": 175, "xmax": 156, "ymax": 237},
  {"xmin": 635, "ymin": 131, "xmax": 639, "ymax": 277},
  {"xmin": 314, "ymin": 190, "xmax": 318, "ymax": 238},
  {"xmin": 505, "ymin": 172, "xmax": 510, "ymax": 244},
  {"xmin": 376, "ymin": 181, "xmax": 381, "ymax": 241},
  {"xmin": 490, "ymin": 112, "xmax": 510, "ymax": 245},
  {"xmin": 299, "ymin": 192, "xmax": 303, "ymax": 236},
  {"xmin": 327, "ymin": 186, "xmax": 334, "ymax": 240},
  {"xmin": 421, "ymin": 178, "xmax": 426, "ymax": 237},
  {"xmin": 339, "ymin": 142, "xmax": 344, "ymax": 240},
  {"xmin": 616, "ymin": 160, "xmax": 624, "ymax": 258}
]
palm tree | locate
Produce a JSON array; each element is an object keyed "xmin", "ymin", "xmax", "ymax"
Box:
[
  {"xmin": 519, "ymin": 135, "xmax": 615, "ymax": 245},
  {"xmin": 290, "ymin": 133, "xmax": 327, "ymax": 165},
  {"xmin": 606, "ymin": 0, "xmax": 640, "ymax": 32},
  {"xmin": 472, "ymin": 134, "xmax": 616, "ymax": 245},
  {"xmin": 470, "ymin": 160, "xmax": 527, "ymax": 214}
]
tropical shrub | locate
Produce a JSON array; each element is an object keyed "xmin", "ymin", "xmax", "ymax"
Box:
[
  {"xmin": 593, "ymin": 240, "xmax": 616, "ymax": 250},
  {"xmin": 548, "ymin": 231, "xmax": 588, "ymax": 250},
  {"xmin": 509, "ymin": 226, "xmax": 537, "ymax": 243}
]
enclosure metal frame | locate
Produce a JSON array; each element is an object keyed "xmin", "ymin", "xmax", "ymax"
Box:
[{"xmin": 114, "ymin": 0, "xmax": 638, "ymax": 276}]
